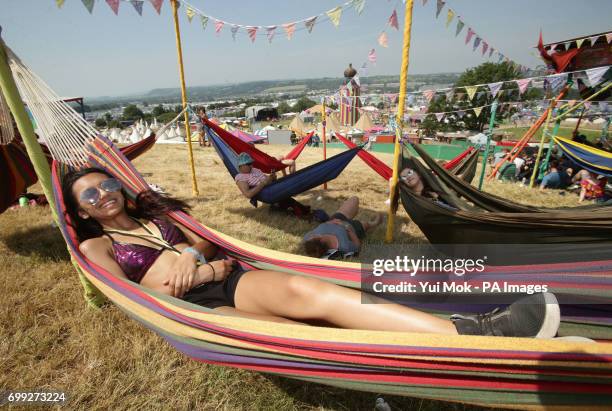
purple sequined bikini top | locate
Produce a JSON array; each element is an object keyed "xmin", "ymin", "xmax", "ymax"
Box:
[{"xmin": 105, "ymin": 218, "xmax": 188, "ymax": 283}]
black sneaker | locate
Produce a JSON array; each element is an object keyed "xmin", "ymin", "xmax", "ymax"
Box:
[{"xmin": 451, "ymin": 292, "xmax": 560, "ymax": 338}]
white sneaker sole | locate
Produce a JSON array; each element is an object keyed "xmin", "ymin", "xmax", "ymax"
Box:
[{"xmin": 535, "ymin": 292, "xmax": 561, "ymax": 339}]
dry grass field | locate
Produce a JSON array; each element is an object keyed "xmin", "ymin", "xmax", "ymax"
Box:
[{"xmin": 0, "ymin": 143, "xmax": 584, "ymax": 410}]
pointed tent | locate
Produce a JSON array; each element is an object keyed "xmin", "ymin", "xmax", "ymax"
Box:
[
  {"xmin": 353, "ymin": 112, "xmax": 375, "ymax": 132},
  {"xmin": 289, "ymin": 115, "xmax": 308, "ymax": 137}
]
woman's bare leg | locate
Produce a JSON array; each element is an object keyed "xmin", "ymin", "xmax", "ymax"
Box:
[
  {"xmin": 213, "ymin": 306, "xmax": 303, "ymax": 324},
  {"xmin": 234, "ymin": 270, "xmax": 457, "ymax": 334},
  {"xmin": 336, "ymin": 196, "xmax": 359, "ymax": 219}
]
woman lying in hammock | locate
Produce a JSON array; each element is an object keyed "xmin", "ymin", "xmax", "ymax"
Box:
[
  {"xmin": 399, "ymin": 167, "xmax": 457, "ymax": 210},
  {"xmin": 62, "ymin": 168, "xmax": 561, "ymax": 338}
]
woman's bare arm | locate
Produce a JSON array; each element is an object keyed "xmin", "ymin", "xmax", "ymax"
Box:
[
  {"xmin": 79, "ymin": 237, "xmax": 131, "ymax": 281},
  {"xmin": 236, "ymin": 179, "xmax": 269, "ymax": 199}
]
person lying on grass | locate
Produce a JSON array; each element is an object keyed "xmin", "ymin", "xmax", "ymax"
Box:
[
  {"xmin": 302, "ymin": 196, "xmax": 382, "ymax": 258},
  {"xmin": 234, "ymin": 152, "xmax": 310, "ymax": 218},
  {"xmin": 62, "ymin": 167, "xmax": 561, "ymax": 338}
]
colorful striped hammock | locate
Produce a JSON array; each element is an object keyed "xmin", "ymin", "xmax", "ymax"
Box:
[
  {"xmin": 554, "ymin": 136, "xmax": 612, "ymax": 178},
  {"xmin": 48, "ymin": 136, "xmax": 612, "ymax": 409}
]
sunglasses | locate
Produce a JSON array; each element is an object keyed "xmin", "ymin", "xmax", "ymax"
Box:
[
  {"xmin": 400, "ymin": 169, "xmax": 416, "ymax": 180},
  {"xmin": 79, "ymin": 178, "xmax": 122, "ymax": 206}
]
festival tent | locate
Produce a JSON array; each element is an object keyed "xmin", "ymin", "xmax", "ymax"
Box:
[
  {"xmin": 289, "ymin": 115, "xmax": 308, "ymax": 137},
  {"xmin": 353, "ymin": 112, "xmax": 375, "ymax": 132}
]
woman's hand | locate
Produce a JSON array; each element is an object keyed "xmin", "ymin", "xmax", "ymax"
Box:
[
  {"xmin": 164, "ymin": 252, "xmax": 198, "ymax": 297},
  {"xmin": 204, "ymin": 259, "xmax": 235, "ymax": 283}
]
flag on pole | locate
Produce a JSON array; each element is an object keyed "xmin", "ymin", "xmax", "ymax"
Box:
[
  {"xmin": 388, "ymin": 9, "xmax": 399, "ymax": 30},
  {"xmin": 378, "ymin": 31, "xmax": 389, "ymax": 48},
  {"xmin": 305, "ymin": 16, "xmax": 317, "ymax": 33},
  {"xmin": 327, "ymin": 7, "xmax": 343, "ymax": 27},
  {"xmin": 283, "ymin": 23, "xmax": 296, "ymax": 40},
  {"xmin": 106, "ymin": 0, "xmax": 120, "ymax": 15}
]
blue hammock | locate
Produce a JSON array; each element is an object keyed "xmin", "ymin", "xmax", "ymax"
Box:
[
  {"xmin": 207, "ymin": 126, "xmax": 359, "ymax": 205},
  {"xmin": 554, "ymin": 136, "xmax": 612, "ymax": 177}
]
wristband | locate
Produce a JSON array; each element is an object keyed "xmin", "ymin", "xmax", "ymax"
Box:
[
  {"xmin": 182, "ymin": 247, "xmax": 207, "ymax": 264},
  {"xmin": 207, "ymin": 263, "xmax": 216, "ymax": 282}
]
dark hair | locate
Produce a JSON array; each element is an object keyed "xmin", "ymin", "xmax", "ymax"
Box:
[
  {"xmin": 62, "ymin": 167, "xmax": 191, "ymax": 241},
  {"xmin": 304, "ymin": 238, "xmax": 327, "ymax": 258}
]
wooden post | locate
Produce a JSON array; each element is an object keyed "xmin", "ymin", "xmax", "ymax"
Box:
[
  {"xmin": 170, "ymin": 0, "xmax": 199, "ymax": 196},
  {"xmin": 529, "ymin": 98, "xmax": 557, "ymax": 188},
  {"xmin": 322, "ymin": 98, "xmax": 327, "ymax": 189},
  {"xmin": 384, "ymin": 0, "xmax": 414, "ymax": 243},
  {"xmin": 477, "ymin": 100, "xmax": 498, "ymax": 190}
]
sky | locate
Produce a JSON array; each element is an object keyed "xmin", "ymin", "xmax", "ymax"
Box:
[{"xmin": 1, "ymin": 0, "xmax": 611, "ymax": 98}]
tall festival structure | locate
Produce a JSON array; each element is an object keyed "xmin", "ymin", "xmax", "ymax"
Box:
[{"xmin": 340, "ymin": 64, "xmax": 361, "ymax": 126}]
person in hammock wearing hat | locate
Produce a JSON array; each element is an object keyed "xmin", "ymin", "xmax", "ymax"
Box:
[{"xmin": 235, "ymin": 152, "xmax": 311, "ymax": 219}]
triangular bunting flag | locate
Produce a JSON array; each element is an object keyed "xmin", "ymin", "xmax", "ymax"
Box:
[
  {"xmin": 445, "ymin": 9, "xmax": 455, "ymax": 27},
  {"xmin": 445, "ymin": 89, "xmax": 454, "ymax": 101},
  {"xmin": 497, "ymin": 53, "xmax": 504, "ymax": 63},
  {"xmin": 481, "ymin": 41, "xmax": 488, "ymax": 56},
  {"xmin": 266, "ymin": 26, "xmax": 277, "ymax": 43},
  {"xmin": 435, "ymin": 113, "xmax": 444, "ymax": 122},
  {"xmin": 215, "ymin": 20, "xmax": 224, "ymax": 35},
  {"xmin": 149, "ymin": 0, "xmax": 163, "ymax": 15},
  {"xmin": 130, "ymin": 0, "xmax": 144, "ymax": 16},
  {"xmin": 476, "ymin": 91, "xmax": 485, "ymax": 99},
  {"xmin": 200, "ymin": 15, "xmax": 209, "ymax": 30},
  {"xmin": 283, "ymin": 23, "xmax": 296, "ymax": 40},
  {"xmin": 388, "ymin": 9, "xmax": 399, "ymax": 30},
  {"xmin": 378, "ymin": 31, "xmax": 389, "ymax": 48},
  {"xmin": 352, "ymin": 0, "xmax": 365, "ymax": 15},
  {"xmin": 576, "ymin": 38, "xmax": 586, "ymax": 48},
  {"xmin": 304, "ymin": 16, "xmax": 317, "ymax": 33},
  {"xmin": 359, "ymin": 62, "xmax": 368, "ymax": 77},
  {"xmin": 455, "ymin": 19, "xmax": 464, "ymax": 37},
  {"xmin": 81, "ymin": 0, "xmax": 95, "ymax": 13},
  {"xmin": 607, "ymin": 33, "xmax": 612, "ymax": 44},
  {"xmin": 589, "ymin": 35, "xmax": 600, "ymax": 46},
  {"xmin": 599, "ymin": 101, "xmax": 608, "ymax": 112},
  {"xmin": 488, "ymin": 82, "xmax": 503, "ymax": 98},
  {"xmin": 106, "ymin": 0, "xmax": 120, "ymax": 15},
  {"xmin": 327, "ymin": 7, "xmax": 342, "ymax": 28},
  {"xmin": 472, "ymin": 37, "xmax": 481, "ymax": 52},
  {"xmin": 549, "ymin": 73, "xmax": 567, "ymax": 92},
  {"xmin": 457, "ymin": 110, "xmax": 465, "ymax": 118},
  {"xmin": 436, "ymin": 0, "xmax": 445, "ymax": 18},
  {"xmin": 465, "ymin": 85, "xmax": 478, "ymax": 101},
  {"xmin": 585, "ymin": 66, "xmax": 609, "ymax": 87},
  {"xmin": 584, "ymin": 101, "xmax": 592, "ymax": 110},
  {"xmin": 230, "ymin": 25, "xmax": 239, "ymax": 41},
  {"xmin": 247, "ymin": 26, "xmax": 258, "ymax": 43},
  {"xmin": 56, "ymin": 0, "xmax": 65, "ymax": 8},
  {"xmin": 423, "ymin": 90, "xmax": 436, "ymax": 103},
  {"xmin": 368, "ymin": 48, "xmax": 377, "ymax": 64},
  {"xmin": 515, "ymin": 78, "xmax": 531, "ymax": 95},
  {"xmin": 465, "ymin": 27, "xmax": 475, "ymax": 45},
  {"xmin": 473, "ymin": 107, "xmax": 483, "ymax": 117},
  {"xmin": 489, "ymin": 47, "xmax": 494, "ymax": 58},
  {"xmin": 185, "ymin": 6, "xmax": 195, "ymax": 22}
]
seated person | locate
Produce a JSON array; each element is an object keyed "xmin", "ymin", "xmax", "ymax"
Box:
[
  {"xmin": 62, "ymin": 167, "xmax": 561, "ymax": 338},
  {"xmin": 579, "ymin": 172, "xmax": 608, "ymax": 203},
  {"xmin": 540, "ymin": 160, "xmax": 569, "ymax": 190},
  {"xmin": 303, "ymin": 197, "xmax": 382, "ymax": 258},
  {"xmin": 235, "ymin": 152, "xmax": 310, "ymax": 218}
]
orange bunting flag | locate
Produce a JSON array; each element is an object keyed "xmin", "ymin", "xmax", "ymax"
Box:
[
  {"xmin": 106, "ymin": 0, "xmax": 120, "ymax": 15},
  {"xmin": 378, "ymin": 31, "xmax": 389, "ymax": 48},
  {"xmin": 247, "ymin": 26, "xmax": 258, "ymax": 43},
  {"xmin": 388, "ymin": 9, "xmax": 399, "ymax": 30},
  {"xmin": 445, "ymin": 9, "xmax": 454, "ymax": 27},
  {"xmin": 283, "ymin": 23, "xmax": 296, "ymax": 40},
  {"xmin": 327, "ymin": 7, "xmax": 343, "ymax": 28},
  {"xmin": 423, "ymin": 90, "xmax": 436, "ymax": 103},
  {"xmin": 464, "ymin": 85, "xmax": 478, "ymax": 101},
  {"xmin": 149, "ymin": 0, "xmax": 163, "ymax": 15}
]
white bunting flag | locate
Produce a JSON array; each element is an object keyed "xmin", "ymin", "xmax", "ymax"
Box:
[
  {"xmin": 585, "ymin": 66, "xmax": 609, "ymax": 87},
  {"xmin": 488, "ymin": 82, "xmax": 503, "ymax": 98}
]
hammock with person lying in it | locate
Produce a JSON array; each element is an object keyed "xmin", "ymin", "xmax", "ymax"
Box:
[
  {"xmin": 554, "ymin": 136, "xmax": 612, "ymax": 178},
  {"xmin": 202, "ymin": 116, "xmax": 312, "ymax": 174},
  {"xmin": 207, "ymin": 124, "xmax": 359, "ymax": 205},
  {"xmin": 335, "ymin": 132, "xmax": 479, "ymax": 183},
  {"xmin": 7, "ymin": 38, "xmax": 612, "ymax": 410},
  {"xmin": 398, "ymin": 144, "xmax": 612, "ymax": 263}
]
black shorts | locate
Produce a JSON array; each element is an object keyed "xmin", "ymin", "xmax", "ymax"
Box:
[
  {"xmin": 182, "ymin": 264, "xmax": 246, "ymax": 309},
  {"xmin": 330, "ymin": 212, "xmax": 366, "ymax": 239}
]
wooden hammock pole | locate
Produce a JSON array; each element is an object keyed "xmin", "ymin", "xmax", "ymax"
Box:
[
  {"xmin": 572, "ymin": 107, "xmax": 585, "ymax": 136},
  {"xmin": 322, "ymin": 98, "xmax": 327, "ymax": 189},
  {"xmin": 477, "ymin": 99, "xmax": 498, "ymax": 190},
  {"xmin": 385, "ymin": 0, "xmax": 414, "ymax": 243},
  {"xmin": 529, "ymin": 97, "xmax": 557, "ymax": 188},
  {"xmin": 539, "ymin": 117, "xmax": 562, "ymax": 181},
  {"xmin": 0, "ymin": 34, "xmax": 106, "ymax": 308},
  {"xmin": 171, "ymin": 0, "xmax": 199, "ymax": 196}
]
